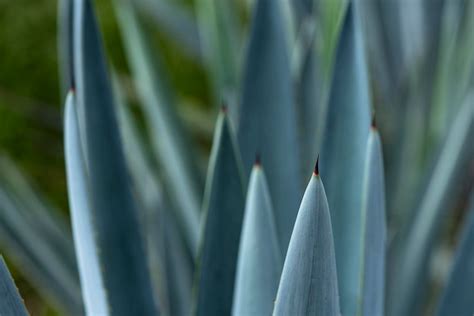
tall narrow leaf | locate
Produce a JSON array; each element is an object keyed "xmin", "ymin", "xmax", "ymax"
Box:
[
  {"xmin": 194, "ymin": 111, "xmax": 245, "ymax": 316},
  {"xmin": 233, "ymin": 163, "xmax": 281, "ymax": 316},
  {"xmin": 73, "ymin": 0, "xmax": 158, "ymax": 314},
  {"xmin": 114, "ymin": 0, "xmax": 201, "ymax": 254},
  {"xmin": 64, "ymin": 91, "xmax": 108, "ymax": 315},
  {"xmin": 436, "ymin": 192, "xmax": 474, "ymax": 316},
  {"xmin": 319, "ymin": 4, "xmax": 371, "ymax": 314},
  {"xmin": 388, "ymin": 93, "xmax": 474, "ymax": 316},
  {"xmin": 113, "ymin": 77, "xmax": 194, "ymax": 316},
  {"xmin": 238, "ymin": 0, "xmax": 301, "ymax": 255},
  {"xmin": 0, "ymin": 157, "xmax": 82, "ymax": 315},
  {"xmin": 273, "ymin": 170, "xmax": 340, "ymax": 315},
  {"xmin": 196, "ymin": 0, "xmax": 240, "ymax": 112},
  {"xmin": 0, "ymin": 256, "xmax": 28, "ymax": 316},
  {"xmin": 359, "ymin": 126, "xmax": 387, "ymax": 316}
]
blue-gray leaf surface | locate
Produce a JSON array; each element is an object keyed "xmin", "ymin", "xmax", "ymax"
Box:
[
  {"xmin": 64, "ymin": 91, "xmax": 109, "ymax": 315},
  {"xmin": 388, "ymin": 92, "xmax": 474, "ymax": 316},
  {"xmin": 319, "ymin": 3, "xmax": 371, "ymax": 315},
  {"xmin": 73, "ymin": 0, "xmax": 158, "ymax": 314},
  {"xmin": 238, "ymin": 0, "xmax": 301, "ymax": 256},
  {"xmin": 274, "ymin": 172, "xmax": 340, "ymax": 316},
  {"xmin": 233, "ymin": 164, "xmax": 281, "ymax": 316},
  {"xmin": 359, "ymin": 127, "xmax": 386, "ymax": 316},
  {"xmin": 114, "ymin": 0, "xmax": 202, "ymax": 255},
  {"xmin": 0, "ymin": 156, "xmax": 82, "ymax": 315},
  {"xmin": 436, "ymin": 192, "xmax": 474, "ymax": 316},
  {"xmin": 194, "ymin": 111, "xmax": 245, "ymax": 316},
  {"xmin": 0, "ymin": 256, "xmax": 28, "ymax": 316}
]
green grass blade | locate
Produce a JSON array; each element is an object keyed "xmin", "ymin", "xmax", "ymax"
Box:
[
  {"xmin": 436, "ymin": 192, "xmax": 474, "ymax": 316},
  {"xmin": 114, "ymin": 0, "xmax": 202, "ymax": 255},
  {"xmin": 233, "ymin": 164, "xmax": 281, "ymax": 316},
  {"xmin": 238, "ymin": 0, "xmax": 301, "ymax": 256},
  {"xmin": 0, "ymin": 157, "xmax": 82, "ymax": 315},
  {"xmin": 359, "ymin": 128, "xmax": 386, "ymax": 316},
  {"xmin": 194, "ymin": 111, "xmax": 245, "ymax": 316},
  {"xmin": 319, "ymin": 4, "xmax": 371, "ymax": 315},
  {"xmin": 64, "ymin": 91, "xmax": 108, "ymax": 315},
  {"xmin": 0, "ymin": 256, "xmax": 28, "ymax": 316},
  {"xmin": 73, "ymin": 0, "xmax": 158, "ymax": 314},
  {"xmin": 273, "ymin": 171, "xmax": 340, "ymax": 315},
  {"xmin": 388, "ymin": 93, "xmax": 474, "ymax": 316}
]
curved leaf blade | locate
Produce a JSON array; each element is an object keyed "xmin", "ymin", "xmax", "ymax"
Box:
[
  {"xmin": 388, "ymin": 93, "xmax": 474, "ymax": 316},
  {"xmin": 114, "ymin": 0, "xmax": 202, "ymax": 254},
  {"xmin": 238, "ymin": 0, "xmax": 301, "ymax": 255},
  {"xmin": 319, "ymin": 4, "xmax": 371, "ymax": 314},
  {"xmin": 436, "ymin": 192, "xmax": 474, "ymax": 316},
  {"xmin": 64, "ymin": 91, "xmax": 108, "ymax": 315},
  {"xmin": 274, "ymin": 173, "xmax": 340, "ymax": 315},
  {"xmin": 73, "ymin": 0, "xmax": 158, "ymax": 314},
  {"xmin": 194, "ymin": 111, "xmax": 245, "ymax": 316},
  {"xmin": 0, "ymin": 256, "xmax": 28, "ymax": 316},
  {"xmin": 0, "ymin": 157, "xmax": 82, "ymax": 315},
  {"xmin": 359, "ymin": 128, "xmax": 387, "ymax": 316},
  {"xmin": 233, "ymin": 164, "xmax": 281, "ymax": 316}
]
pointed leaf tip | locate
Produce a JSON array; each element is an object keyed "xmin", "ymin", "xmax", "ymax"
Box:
[
  {"xmin": 314, "ymin": 155, "xmax": 319, "ymax": 176},
  {"xmin": 255, "ymin": 153, "xmax": 261, "ymax": 167},
  {"xmin": 221, "ymin": 104, "xmax": 228, "ymax": 114},
  {"xmin": 371, "ymin": 114, "xmax": 377, "ymax": 129}
]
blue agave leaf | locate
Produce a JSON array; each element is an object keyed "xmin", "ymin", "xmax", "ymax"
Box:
[
  {"xmin": 114, "ymin": 0, "xmax": 202, "ymax": 255},
  {"xmin": 319, "ymin": 3, "xmax": 371, "ymax": 314},
  {"xmin": 430, "ymin": 1, "xmax": 474, "ymax": 145},
  {"xmin": 194, "ymin": 111, "xmax": 246, "ymax": 316},
  {"xmin": 0, "ymin": 157, "xmax": 82, "ymax": 315},
  {"xmin": 113, "ymin": 76, "xmax": 193, "ymax": 316},
  {"xmin": 238, "ymin": 0, "xmax": 301, "ymax": 256},
  {"xmin": 64, "ymin": 91, "xmax": 109, "ymax": 315},
  {"xmin": 388, "ymin": 93, "xmax": 474, "ymax": 316},
  {"xmin": 195, "ymin": 0, "xmax": 241, "ymax": 112},
  {"xmin": 57, "ymin": 0, "xmax": 73, "ymax": 98},
  {"xmin": 233, "ymin": 163, "xmax": 281, "ymax": 316},
  {"xmin": 436, "ymin": 192, "xmax": 474, "ymax": 316},
  {"xmin": 273, "ymin": 169, "xmax": 340, "ymax": 315},
  {"xmin": 0, "ymin": 256, "xmax": 28, "ymax": 316},
  {"xmin": 73, "ymin": 0, "xmax": 158, "ymax": 314},
  {"xmin": 359, "ymin": 127, "xmax": 387, "ymax": 316},
  {"xmin": 134, "ymin": 0, "xmax": 201, "ymax": 60}
]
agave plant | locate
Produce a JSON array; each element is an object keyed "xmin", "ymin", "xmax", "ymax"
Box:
[{"xmin": 1, "ymin": 0, "xmax": 474, "ymax": 315}]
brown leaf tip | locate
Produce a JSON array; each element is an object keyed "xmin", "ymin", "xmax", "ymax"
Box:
[
  {"xmin": 313, "ymin": 155, "xmax": 319, "ymax": 176},
  {"xmin": 255, "ymin": 153, "xmax": 261, "ymax": 167},
  {"xmin": 371, "ymin": 113, "xmax": 377, "ymax": 129},
  {"xmin": 220, "ymin": 103, "xmax": 228, "ymax": 114}
]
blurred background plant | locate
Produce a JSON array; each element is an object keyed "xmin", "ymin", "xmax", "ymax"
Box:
[{"xmin": 0, "ymin": 0, "xmax": 473, "ymax": 315}]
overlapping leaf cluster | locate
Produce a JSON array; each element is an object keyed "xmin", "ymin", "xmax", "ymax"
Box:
[{"xmin": 1, "ymin": 0, "xmax": 474, "ymax": 315}]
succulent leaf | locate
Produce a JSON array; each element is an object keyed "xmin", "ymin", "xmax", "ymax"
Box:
[
  {"xmin": 64, "ymin": 91, "xmax": 109, "ymax": 315},
  {"xmin": 388, "ymin": 93, "xmax": 474, "ymax": 316},
  {"xmin": 0, "ymin": 256, "xmax": 29, "ymax": 316},
  {"xmin": 319, "ymin": 3, "xmax": 371, "ymax": 314},
  {"xmin": 359, "ymin": 128, "xmax": 387, "ymax": 316},
  {"xmin": 238, "ymin": 0, "xmax": 302, "ymax": 256},
  {"xmin": 194, "ymin": 111, "xmax": 245, "ymax": 316},
  {"xmin": 273, "ymin": 172, "xmax": 340, "ymax": 316},
  {"xmin": 436, "ymin": 192, "xmax": 474, "ymax": 316},
  {"xmin": 114, "ymin": 0, "xmax": 202, "ymax": 255},
  {"xmin": 73, "ymin": 0, "xmax": 158, "ymax": 314},
  {"xmin": 233, "ymin": 164, "xmax": 281, "ymax": 316}
]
